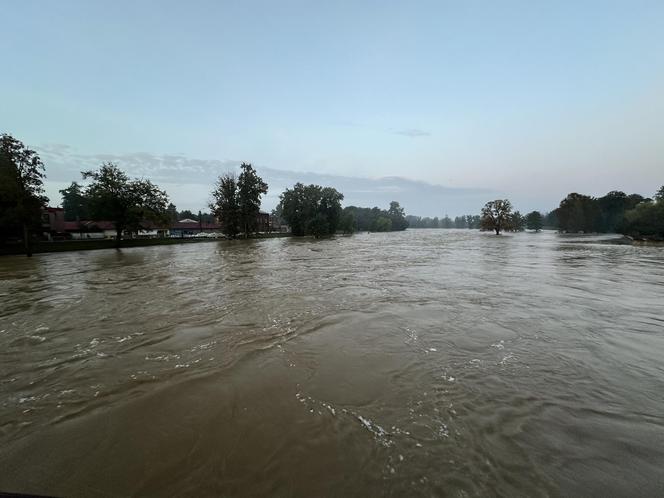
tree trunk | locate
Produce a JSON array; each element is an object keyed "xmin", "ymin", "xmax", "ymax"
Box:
[
  {"xmin": 495, "ymin": 227, "xmax": 500, "ymax": 235},
  {"xmin": 115, "ymin": 226, "xmax": 123, "ymax": 249},
  {"xmin": 23, "ymin": 223, "xmax": 32, "ymax": 257}
]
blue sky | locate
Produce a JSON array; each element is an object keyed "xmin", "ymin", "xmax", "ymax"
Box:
[{"xmin": 2, "ymin": 1, "xmax": 663, "ymax": 215}]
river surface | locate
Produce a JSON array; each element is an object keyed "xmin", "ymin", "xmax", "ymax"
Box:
[{"xmin": 1, "ymin": 230, "xmax": 663, "ymax": 497}]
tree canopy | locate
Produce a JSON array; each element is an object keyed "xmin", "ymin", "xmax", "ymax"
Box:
[
  {"xmin": 237, "ymin": 163, "xmax": 268, "ymax": 237},
  {"xmin": 60, "ymin": 182, "xmax": 89, "ymax": 221},
  {"xmin": 82, "ymin": 163, "xmax": 169, "ymax": 247},
  {"xmin": 0, "ymin": 133, "xmax": 48, "ymax": 254},
  {"xmin": 278, "ymin": 183, "xmax": 344, "ymax": 237},
  {"xmin": 480, "ymin": 199, "xmax": 513, "ymax": 235},
  {"xmin": 525, "ymin": 211, "xmax": 544, "ymax": 231},
  {"xmin": 210, "ymin": 163, "xmax": 268, "ymax": 238}
]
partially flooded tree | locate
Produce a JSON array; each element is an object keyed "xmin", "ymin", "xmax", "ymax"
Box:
[
  {"xmin": 278, "ymin": 183, "xmax": 344, "ymax": 237},
  {"xmin": 480, "ymin": 199, "xmax": 513, "ymax": 235},
  {"xmin": 526, "ymin": 211, "xmax": 544, "ymax": 231},
  {"xmin": 83, "ymin": 163, "xmax": 169, "ymax": 248},
  {"xmin": 0, "ymin": 134, "xmax": 48, "ymax": 256}
]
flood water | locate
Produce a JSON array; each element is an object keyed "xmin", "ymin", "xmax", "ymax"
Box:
[{"xmin": 1, "ymin": 230, "xmax": 663, "ymax": 497}]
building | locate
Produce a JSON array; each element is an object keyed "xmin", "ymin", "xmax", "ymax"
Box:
[
  {"xmin": 41, "ymin": 207, "xmax": 66, "ymax": 240},
  {"xmin": 170, "ymin": 219, "xmax": 222, "ymax": 237}
]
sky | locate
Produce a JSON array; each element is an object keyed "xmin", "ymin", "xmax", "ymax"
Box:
[{"xmin": 2, "ymin": 0, "xmax": 663, "ymax": 216}]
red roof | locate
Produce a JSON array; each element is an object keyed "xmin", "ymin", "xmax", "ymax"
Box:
[{"xmin": 171, "ymin": 221, "xmax": 222, "ymax": 230}]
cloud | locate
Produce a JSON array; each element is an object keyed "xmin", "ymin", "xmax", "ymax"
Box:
[
  {"xmin": 394, "ymin": 128, "xmax": 431, "ymax": 137},
  {"xmin": 38, "ymin": 145, "xmax": 491, "ymax": 216}
]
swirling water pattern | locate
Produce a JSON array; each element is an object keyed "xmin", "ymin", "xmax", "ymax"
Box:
[{"xmin": 1, "ymin": 230, "xmax": 663, "ymax": 496}]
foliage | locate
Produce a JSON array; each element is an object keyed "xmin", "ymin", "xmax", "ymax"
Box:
[
  {"xmin": 387, "ymin": 201, "xmax": 409, "ymax": 230},
  {"xmin": 620, "ymin": 186, "xmax": 664, "ymax": 240},
  {"xmin": 237, "ymin": 162, "xmax": 268, "ymax": 237},
  {"xmin": 0, "ymin": 133, "xmax": 48, "ymax": 254},
  {"xmin": 552, "ymin": 191, "xmax": 646, "ymax": 233},
  {"xmin": 60, "ymin": 182, "xmax": 89, "ymax": 221},
  {"xmin": 210, "ymin": 173, "xmax": 240, "ymax": 237},
  {"xmin": 480, "ymin": 199, "xmax": 513, "ymax": 235},
  {"xmin": 278, "ymin": 183, "xmax": 344, "ymax": 237},
  {"xmin": 343, "ymin": 202, "xmax": 409, "ymax": 232},
  {"xmin": 166, "ymin": 203, "xmax": 178, "ymax": 223},
  {"xmin": 339, "ymin": 211, "xmax": 356, "ymax": 234},
  {"xmin": 406, "ymin": 214, "xmax": 480, "ymax": 229},
  {"xmin": 82, "ymin": 162, "xmax": 169, "ymax": 247},
  {"xmin": 210, "ymin": 164, "xmax": 268, "ymax": 237},
  {"xmin": 509, "ymin": 211, "xmax": 526, "ymax": 232},
  {"xmin": 525, "ymin": 211, "xmax": 544, "ymax": 231}
]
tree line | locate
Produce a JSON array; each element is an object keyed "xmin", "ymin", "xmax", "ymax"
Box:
[
  {"xmin": 1, "ymin": 132, "xmax": 412, "ymax": 255},
  {"xmin": 546, "ymin": 189, "xmax": 664, "ymax": 239}
]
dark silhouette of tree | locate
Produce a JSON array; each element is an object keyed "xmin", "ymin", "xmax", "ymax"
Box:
[
  {"xmin": 0, "ymin": 134, "xmax": 48, "ymax": 255},
  {"xmin": 60, "ymin": 182, "xmax": 89, "ymax": 221},
  {"xmin": 525, "ymin": 211, "xmax": 544, "ymax": 231},
  {"xmin": 509, "ymin": 211, "xmax": 526, "ymax": 231},
  {"xmin": 210, "ymin": 173, "xmax": 240, "ymax": 238},
  {"xmin": 620, "ymin": 186, "xmax": 664, "ymax": 240},
  {"xmin": 166, "ymin": 203, "xmax": 178, "ymax": 223},
  {"xmin": 387, "ymin": 201, "xmax": 409, "ymax": 230},
  {"xmin": 480, "ymin": 200, "xmax": 513, "ymax": 235},
  {"xmin": 237, "ymin": 162, "xmax": 268, "ymax": 237},
  {"xmin": 82, "ymin": 163, "xmax": 169, "ymax": 248}
]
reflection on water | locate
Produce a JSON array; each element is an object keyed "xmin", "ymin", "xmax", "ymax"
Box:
[{"xmin": 1, "ymin": 231, "xmax": 663, "ymax": 496}]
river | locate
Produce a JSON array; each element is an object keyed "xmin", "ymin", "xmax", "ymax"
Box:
[{"xmin": 1, "ymin": 230, "xmax": 663, "ymax": 497}]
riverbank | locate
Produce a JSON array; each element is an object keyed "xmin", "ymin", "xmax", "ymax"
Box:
[{"xmin": 0, "ymin": 232, "xmax": 292, "ymax": 256}]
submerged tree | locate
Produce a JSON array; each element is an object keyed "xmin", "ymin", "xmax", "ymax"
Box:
[
  {"xmin": 278, "ymin": 183, "xmax": 344, "ymax": 237},
  {"xmin": 83, "ymin": 163, "xmax": 169, "ymax": 248},
  {"xmin": 387, "ymin": 201, "xmax": 409, "ymax": 231},
  {"xmin": 480, "ymin": 199, "xmax": 513, "ymax": 235},
  {"xmin": 237, "ymin": 162, "xmax": 268, "ymax": 237},
  {"xmin": 0, "ymin": 134, "xmax": 48, "ymax": 255},
  {"xmin": 210, "ymin": 173, "xmax": 240, "ymax": 238},
  {"xmin": 525, "ymin": 211, "xmax": 544, "ymax": 231}
]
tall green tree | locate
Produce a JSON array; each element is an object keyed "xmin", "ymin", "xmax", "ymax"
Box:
[
  {"xmin": 237, "ymin": 162, "xmax": 268, "ymax": 237},
  {"xmin": 278, "ymin": 183, "xmax": 344, "ymax": 237},
  {"xmin": 525, "ymin": 211, "xmax": 544, "ymax": 231},
  {"xmin": 0, "ymin": 134, "xmax": 48, "ymax": 255},
  {"xmin": 556, "ymin": 193, "xmax": 600, "ymax": 233},
  {"xmin": 480, "ymin": 199, "xmax": 513, "ymax": 235},
  {"xmin": 166, "ymin": 203, "xmax": 178, "ymax": 223},
  {"xmin": 83, "ymin": 163, "xmax": 169, "ymax": 248},
  {"xmin": 60, "ymin": 181, "xmax": 89, "ymax": 221},
  {"xmin": 210, "ymin": 173, "xmax": 240, "ymax": 237},
  {"xmin": 387, "ymin": 201, "xmax": 409, "ymax": 230}
]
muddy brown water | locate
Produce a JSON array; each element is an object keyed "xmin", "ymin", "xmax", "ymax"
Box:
[{"xmin": 1, "ymin": 230, "xmax": 663, "ymax": 497}]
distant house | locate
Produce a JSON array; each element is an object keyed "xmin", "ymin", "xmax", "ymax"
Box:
[
  {"xmin": 63, "ymin": 221, "xmax": 168, "ymax": 239},
  {"xmin": 170, "ymin": 219, "xmax": 222, "ymax": 237},
  {"xmin": 41, "ymin": 207, "xmax": 66, "ymax": 240}
]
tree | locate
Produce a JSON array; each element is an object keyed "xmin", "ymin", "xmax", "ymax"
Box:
[
  {"xmin": 339, "ymin": 211, "xmax": 356, "ymax": 234},
  {"xmin": 166, "ymin": 203, "xmax": 178, "ymax": 223},
  {"xmin": 278, "ymin": 183, "xmax": 344, "ymax": 237},
  {"xmin": 525, "ymin": 211, "xmax": 544, "ymax": 231},
  {"xmin": 619, "ymin": 185, "xmax": 664, "ymax": 240},
  {"xmin": 556, "ymin": 193, "xmax": 600, "ymax": 233},
  {"xmin": 60, "ymin": 182, "xmax": 89, "ymax": 221},
  {"xmin": 178, "ymin": 209, "xmax": 197, "ymax": 221},
  {"xmin": 387, "ymin": 201, "xmax": 408, "ymax": 230},
  {"xmin": 509, "ymin": 211, "xmax": 526, "ymax": 231},
  {"xmin": 210, "ymin": 173, "xmax": 240, "ymax": 238},
  {"xmin": 237, "ymin": 162, "xmax": 268, "ymax": 237},
  {"xmin": 0, "ymin": 134, "xmax": 48, "ymax": 255},
  {"xmin": 83, "ymin": 163, "xmax": 169, "ymax": 248},
  {"xmin": 480, "ymin": 199, "xmax": 513, "ymax": 235},
  {"xmin": 654, "ymin": 186, "xmax": 664, "ymax": 203}
]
